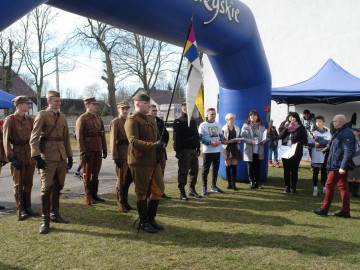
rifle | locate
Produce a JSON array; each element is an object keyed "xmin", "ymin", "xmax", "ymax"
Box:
[
  {"xmin": 83, "ymin": 162, "xmax": 91, "ymax": 206},
  {"xmin": 16, "ymin": 167, "xmax": 23, "ymax": 221}
]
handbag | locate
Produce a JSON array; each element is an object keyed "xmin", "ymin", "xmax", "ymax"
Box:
[{"xmin": 349, "ymin": 151, "xmax": 360, "ymax": 170}]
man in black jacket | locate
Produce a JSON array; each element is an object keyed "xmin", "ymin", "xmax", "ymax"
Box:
[
  {"xmin": 173, "ymin": 103, "xmax": 201, "ymax": 200},
  {"xmin": 148, "ymin": 104, "xmax": 171, "ymax": 199}
]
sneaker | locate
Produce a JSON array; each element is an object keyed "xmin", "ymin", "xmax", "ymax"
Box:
[
  {"xmin": 334, "ymin": 211, "xmax": 350, "ymax": 218},
  {"xmin": 313, "ymin": 208, "xmax": 328, "ymax": 216},
  {"xmin": 312, "ymin": 187, "xmax": 318, "ymax": 197},
  {"xmin": 161, "ymin": 193, "xmax": 172, "ymax": 200},
  {"xmin": 210, "ymin": 186, "xmax": 224, "ymax": 193},
  {"xmin": 290, "ymin": 189, "xmax": 297, "ymax": 194},
  {"xmin": 274, "ymin": 162, "xmax": 280, "ymax": 168},
  {"xmin": 254, "ymin": 184, "xmax": 263, "ymax": 190},
  {"xmin": 179, "ymin": 192, "xmax": 188, "ymax": 201},
  {"xmin": 202, "ymin": 186, "xmax": 208, "ymax": 196},
  {"xmin": 74, "ymin": 172, "xmax": 81, "ymax": 178},
  {"xmin": 268, "ymin": 160, "xmax": 273, "ymax": 167},
  {"xmin": 188, "ymin": 189, "xmax": 202, "ymax": 198},
  {"xmin": 249, "ymin": 182, "xmax": 255, "ymax": 189},
  {"xmin": 322, "ymin": 187, "xmax": 326, "ymax": 194},
  {"xmin": 283, "ymin": 186, "xmax": 291, "ymax": 194}
]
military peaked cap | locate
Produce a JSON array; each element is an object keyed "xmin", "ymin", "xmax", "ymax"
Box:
[
  {"xmin": 84, "ymin": 97, "xmax": 99, "ymax": 104},
  {"xmin": 12, "ymin": 95, "xmax": 31, "ymax": 106},
  {"xmin": 132, "ymin": 93, "xmax": 150, "ymax": 102}
]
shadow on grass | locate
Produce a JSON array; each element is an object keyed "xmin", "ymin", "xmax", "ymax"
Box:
[
  {"xmin": 53, "ymin": 219, "xmax": 360, "ymax": 258},
  {"xmin": 0, "ymin": 262, "xmax": 28, "ymax": 270}
]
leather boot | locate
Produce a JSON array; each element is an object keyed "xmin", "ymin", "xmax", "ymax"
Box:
[
  {"xmin": 231, "ymin": 165, "xmax": 238, "ymax": 190},
  {"xmin": 148, "ymin": 200, "xmax": 164, "ymax": 231},
  {"xmin": 14, "ymin": 194, "xmax": 28, "ymax": 220},
  {"xmin": 137, "ymin": 200, "xmax": 158, "ymax": 233},
  {"xmin": 116, "ymin": 187, "xmax": 128, "ymax": 213},
  {"xmin": 226, "ymin": 166, "xmax": 232, "ymax": 189},
  {"xmin": 50, "ymin": 190, "xmax": 69, "ymax": 224},
  {"xmin": 39, "ymin": 194, "xmax": 50, "ymax": 234},
  {"xmin": 122, "ymin": 178, "xmax": 133, "ymax": 211},
  {"xmin": 24, "ymin": 192, "xmax": 39, "ymax": 217},
  {"xmin": 92, "ymin": 180, "xmax": 105, "ymax": 202}
]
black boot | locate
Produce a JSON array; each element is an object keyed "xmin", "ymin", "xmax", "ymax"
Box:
[
  {"xmin": 39, "ymin": 194, "xmax": 50, "ymax": 234},
  {"xmin": 123, "ymin": 177, "xmax": 133, "ymax": 211},
  {"xmin": 24, "ymin": 192, "xmax": 39, "ymax": 217},
  {"xmin": 14, "ymin": 194, "xmax": 28, "ymax": 221},
  {"xmin": 92, "ymin": 180, "xmax": 105, "ymax": 202},
  {"xmin": 148, "ymin": 200, "xmax": 164, "ymax": 231},
  {"xmin": 226, "ymin": 166, "xmax": 232, "ymax": 189},
  {"xmin": 50, "ymin": 190, "xmax": 69, "ymax": 224},
  {"xmin": 231, "ymin": 165, "xmax": 238, "ymax": 190},
  {"xmin": 137, "ymin": 200, "xmax": 158, "ymax": 233}
]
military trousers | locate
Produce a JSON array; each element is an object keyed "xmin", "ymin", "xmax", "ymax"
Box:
[
  {"xmin": 40, "ymin": 160, "xmax": 67, "ymax": 196},
  {"xmin": 11, "ymin": 164, "xmax": 36, "ymax": 194},
  {"xmin": 129, "ymin": 163, "xmax": 164, "ymax": 199},
  {"xmin": 115, "ymin": 159, "xmax": 132, "ymax": 188},
  {"xmin": 177, "ymin": 149, "xmax": 199, "ymax": 189}
]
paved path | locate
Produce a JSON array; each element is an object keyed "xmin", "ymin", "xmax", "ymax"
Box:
[{"xmin": 0, "ymin": 151, "xmax": 179, "ymax": 215}]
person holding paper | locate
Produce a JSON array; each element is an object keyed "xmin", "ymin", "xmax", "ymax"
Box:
[
  {"xmin": 222, "ymin": 113, "xmax": 242, "ymax": 190},
  {"xmin": 278, "ymin": 111, "xmax": 307, "ymax": 194},
  {"xmin": 241, "ymin": 110, "xmax": 266, "ymax": 189},
  {"xmin": 309, "ymin": 115, "xmax": 331, "ymax": 196}
]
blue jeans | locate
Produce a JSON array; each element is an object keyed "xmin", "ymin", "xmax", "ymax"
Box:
[{"xmin": 268, "ymin": 145, "xmax": 278, "ymax": 162}]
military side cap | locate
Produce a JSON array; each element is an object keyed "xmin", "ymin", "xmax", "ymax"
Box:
[
  {"xmin": 12, "ymin": 95, "xmax": 31, "ymax": 106},
  {"xmin": 46, "ymin": 90, "xmax": 60, "ymax": 98},
  {"xmin": 117, "ymin": 101, "xmax": 130, "ymax": 108},
  {"xmin": 133, "ymin": 93, "xmax": 150, "ymax": 102},
  {"xmin": 84, "ymin": 97, "xmax": 99, "ymax": 104}
]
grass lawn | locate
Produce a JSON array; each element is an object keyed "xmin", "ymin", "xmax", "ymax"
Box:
[{"xmin": 1, "ymin": 164, "xmax": 359, "ymax": 270}]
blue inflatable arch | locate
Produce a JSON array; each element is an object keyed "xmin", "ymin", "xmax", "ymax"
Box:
[{"xmin": 0, "ymin": 0, "xmax": 272, "ymax": 182}]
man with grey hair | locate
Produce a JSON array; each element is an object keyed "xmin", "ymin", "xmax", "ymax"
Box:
[{"xmin": 313, "ymin": 114, "xmax": 355, "ymax": 218}]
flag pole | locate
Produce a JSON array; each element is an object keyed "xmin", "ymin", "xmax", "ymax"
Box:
[{"xmin": 160, "ymin": 17, "xmax": 194, "ymax": 140}]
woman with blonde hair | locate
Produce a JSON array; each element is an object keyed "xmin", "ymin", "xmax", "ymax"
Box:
[{"xmin": 222, "ymin": 113, "xmax": 242, "ymax": 190}]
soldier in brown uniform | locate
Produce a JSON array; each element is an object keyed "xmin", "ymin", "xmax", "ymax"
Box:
[
  {"xmin": 75, "ymin": 97, "xmax": 107, "ymax": 204},
  {"xmin": 0, "ymin": 120, "xmax": 7, "ymax": 210},
  {"xmin": 3, "ymin": 96, "xmax": 38, "ymax": 219},
  {"xmin": 125, "ymin": 93, "xmax": 165, "ymax": 233},
  {"xmin": 109, "ymin": 101, "xmax": 133, "ymax": 213},
  {"xmin": 30, "ymin": 90, "xmax": 73, "ymax": 234}
]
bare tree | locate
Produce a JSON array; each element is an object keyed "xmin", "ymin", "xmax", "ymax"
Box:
[
  {"xmin": 21, "ymin": 5, "xmax": 73, "ymax": 109},
  {"xmin": 73, "ymin": 19, "xmax": 123, "ymax": 116},
  {"xmin": 115, "ymin": 33, "xmax": 179, "ymax": 95},
  {"xmin": 0, "ymin": 27, "xmax": 26, "ymax": 92},
  {"xmin": 63, "ymin": 87, "xmax": 78, "ymax": 99}
]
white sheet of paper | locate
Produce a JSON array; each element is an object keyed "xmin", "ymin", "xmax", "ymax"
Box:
[
  {"xmin": 280, "ymin": 143, "xmax": 298, "ymax": 159},
  {"xmin": 257, "ymin": 130, "xmax": 268, "ymax": 144}
]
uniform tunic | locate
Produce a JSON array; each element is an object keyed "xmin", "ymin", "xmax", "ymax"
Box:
[
  {"xmin": 75, "ymin": 111, "xmax": 107, "ymax": 179},
  {"xmin": 3, "ymin": 113, "xmax": 36, "ymax": 193},
  {"xmin": 110, "ymin": 116, "xmax": 130, "ymax": 187},
  {"xmin": 125, "ymin": 112, "xmax": 164, "ymax": 196},
  {"xmin": 30, "ymin": 108, "xmax": 72, "ymax": 195}
]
